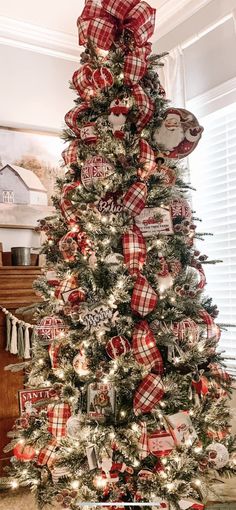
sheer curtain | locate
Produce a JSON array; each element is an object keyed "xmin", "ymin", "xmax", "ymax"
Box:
[{"xmin": 158, "ymin": 46, "xmax": 186, "ymax": 108}]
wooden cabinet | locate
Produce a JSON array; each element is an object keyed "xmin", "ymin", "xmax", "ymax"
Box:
[{"xmin": 0, "ymin": 267, "xmax": 42, "ymax": 474}]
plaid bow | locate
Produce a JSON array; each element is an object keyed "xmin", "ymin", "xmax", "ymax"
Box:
[
  {"xmin": 62, "ymin": 140, "xmax": 79, "ymax": 166},
  {"xmin": 124, "ymin": 55, "xmax": 147, "ymax": 86},
  {"xmin": 138, "ymin": 139, "xmax": 157, "ymax": 179},
  {"xmin": 138, "ymin": 421, "xmax": 149, "ymax": 459},
  {"xmin": 132, "ymin": 84, "xmax": 155, "ymax": 131},
  {"xmin": 131, "ymin": 275, "xmax": 158, "ymax": 317},
  {"xmin": 37, "ymin": 439, "xmax": 58, "ymax": 467},
  {"xmin": 77, "ymin": 0, "xmax": 156, "ymax": 51},
  {"xmin": 122, "ymin": 225, "xmax": 146, "ymax": 276},
  {"xmin": 123, "ymin": 182, "xmax": 147, "ymax": 216},
  {"xmin": 64, "ymin": 103, "xmax": 89, "ymax": 136},
  {"xmin": 73, "ymin": 65, "xmax": 113, "ymax": 100},
  {"xmin": 133, "ymin": 373, "xmax": 164, "ymax": 415},
  {"xmin": 47, "ymin": 402, "xmax": 71, "ymax": 438},
  {"xmin": 132, "ymin": 320, "xmax": 163, "ymax": 374}
]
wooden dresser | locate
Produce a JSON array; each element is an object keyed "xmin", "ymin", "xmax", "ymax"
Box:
[{"xmin": 0, "ymin": 266, "xmax": 42, "ymax": 474}]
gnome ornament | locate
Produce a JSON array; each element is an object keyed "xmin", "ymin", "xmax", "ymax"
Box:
[{"xmin": 108, "ymin": 98, "xmax": 130, "ymax": 139}]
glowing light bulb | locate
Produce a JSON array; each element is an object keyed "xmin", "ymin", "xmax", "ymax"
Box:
[
  {"xmin": 194, "ymin": 479, "xmax": 202, "ymax": 487},
  {"xmin": 120, "ymin": 410, "xmax": 126, "ymax": 417},
  {"xmin": 11, "ymin": 480, "xmax": 19, "ymax": 489},
  {"xmin": 131, "ymin": 423, "xmax": 139, "ymax": 432},
  {"xmin": 133, "ymin": 459, "xmax": 140, "ymax": 467},
  {"xmin": 194, "ymin": 446, "xmax": 203, "ymax": 453},
  {"xmin": 71, "ymin": 480, "xmax": 80, "ymax": 489},
  {"xmin": 95, "ymin": 476, "xmax": 107, "ymax": 488},
  {"xmin": 166, "ymin": 482, "xmax": 174, "ymax": 491}
]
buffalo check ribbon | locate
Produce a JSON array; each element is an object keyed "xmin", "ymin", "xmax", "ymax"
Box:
[
  {"xmin": 131, "ymin": 275, "xmax": 158, "ymax": 317},
  {"xmin": 64, "ymin": 103, "xmax": 89, "ymax": 136},
  {"xmin": 133, "ymin": 373, "xmax": 164, "ymax": 415},
  {"xmin": 77, "ymin": 0, "xmax": 156, "ymax": 51},
  {"xmin": 138, "ymin": 138, "xmax": 157, "ymax": 179},
  {"xmin": 132, "ymin": 320, "xmax": 163, "ymax": 374},
  {"xmin": 123, "ymin": 181, "xmax": 147, "ymax": 216},
  {"xmin": 138, "ymin": 421, "xmax": 149, "ymax": 459},
  {"xmin": 37, "ymin": 438, "xmax": 58, "ymax": 467},
  {"xmin": 47, "ymin": 402, "xmax": 71, "ymax": 438}
]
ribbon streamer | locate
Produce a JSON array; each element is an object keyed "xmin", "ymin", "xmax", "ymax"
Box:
[{"xmin": 132, "ymin": 320, "xmax": 163, "ymax": 373}]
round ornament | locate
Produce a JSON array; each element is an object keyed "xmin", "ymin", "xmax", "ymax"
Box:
[
  {"xmin": 13, "ymin": 442, "xmax": 35, "ymax": 461},
  {"xmin": 66, "ymin": 415, "xmax": 81, "ymax": 439},
  {"xmin": 73, "ymin": 349, "xmax": 89, "ymax": 376},
  {"xmin": 172, "ymin": 318, "xmax": 199, "ymax": 343},
  {"xmin": 154, "ymin": 108, "xmax": 204, "ymax": 159},
  {"xmin": 37, "ymin": 316, "xmax": 65, "ymax": 341},
  {"xmin": 170, "ymin": 197, "xmax": 192, "ymax": 222},
  {"xmin": 81, "ymin": 156, "xmax": 114, "ymax": 190},
  {"xmin": 206, "ymin": 442, "xmax": 229, "ymax": 469},
  {"xmin": 106, "ymin": 335, "xmax": 131, "ymax": 359}
]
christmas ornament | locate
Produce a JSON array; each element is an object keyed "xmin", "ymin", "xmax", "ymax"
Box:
[
  {"xmin": 13, "ymin": 442, "xmax": 35, "ymax": 461},
  {"xmin": 206, "ymin": 442, "xmax": 229, "ymax": 469},
  {"xmin": 66, "ymin": 415, "xmax": 81, "ymax": 439},
  {"xmin": 50, "ymin": 464, "xmax": 70, "ymax": 483},
  {"xmin": 164, "ymin": 411, "xmax": 197, "ymax": 446},
  {"xmin": 98, "ymin": 459, "xmax": 134, "ymax": 484},
  {"xmin": 79, "ymin": 303, "xmax": 118, "ymax": 333},
  {"xmin": 37, "ymin": 316, "xmax": 65, "ymax": 342},
  {"xmin": 132, "ymin": 320, "xmax": 163, "ymax": 373},
  {"xmin": 77, "ymin": 0, "xmax": 156, "ymax": 51},
  {"xmin": 81, "ymin": 156, "xmax": 114, "ymax": 190},
  {"xmin": 47, "ymin": 402, "xmax": 72, "ymax": 438},
  {"xmin": 18, "ymin": 387, "xmax": 57, "ymax": 415},
  {"xmin": 135, "ymin": 206, "xmax": 173, "ymax": 237},
  {"xmin": 154, "ymin": 108, "xmax": 204, "ymax": 159},
  {"xmin": 87, "ymin": 382, "xmax": 116, "ymax": 420},
  {"xmin": 137, "ymin": 139, "xmax": 156, "ymax": 180},
  {"xmin": 73, "ymin": 349, "xmax": 89, "ymax": 376},
  {"xmin": 131, "ymin": 275, "xmax": 158, "ymax": 317},
  {"xmin": 56, "ymin": 275, "xmax": 86, "ymax": 304},
  {"xmin": 173, "ymin": 318, "xmax": 200, "ymax": 343},
  {"xmin": 86, "ymin": 444, "xmax": 98, "ymax": 470},
  {"xmin": 45, "ymin": 270, "xmax": 60, "ymax": 287},
  {"xmin": 80, "ymin": 122, "xmax": 98, "ymax": 143},
  {"xmin": 92, "ymin": 67, "xmax": 114, "ymax": 89},
  {"xmin": 170, "ymin": 197, "xmax": 192, "ymax": 222},
  {"xmin": 148, "ymin": 429, "xmax": 175, "ymax": 457},
  {"xmin": 96, "ymin": 191, "xmax": 123, "ymax": 214},
  {"xmin": 137, "ymin": 468, "xmax": 154, "ymax": 480},
  {"xmin": 55, "ymin": 490, "xmax": 78, "ymax": 508},
  {"xmin": 108, "ymin": 98, "xmax": 130, "ymax": 139},
  {"xmin": 133, "ymin": 374, "xmax": 164, "ymax": 415},
  {"xmin": 123, "ymin": 182, "xmax": 147, "ymax": 216},
  {"xmin": 157, "ymin": 163, "xmax": 176, "ymax": 187},
  {"xmin": 105, "ymin": 335, "xmax": 131, "ymax": 359},
  {"xmin": 122, "ymin": 225, "xmax": 146, "ymax": 277}
]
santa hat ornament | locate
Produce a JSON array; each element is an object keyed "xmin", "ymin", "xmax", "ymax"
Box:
[{"xmin": 108, "ymin": 98, "xmax": 130, "ymax": 139}]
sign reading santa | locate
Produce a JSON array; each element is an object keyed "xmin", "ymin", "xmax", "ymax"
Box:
[{"xmin": 154, "ymin": 108, "xmax": 204, "ymax": 159}]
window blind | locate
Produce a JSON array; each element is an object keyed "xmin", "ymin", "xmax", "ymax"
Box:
[{"xmin": 189, "ymin": 101, "xmax": 236, "ymax": 373}]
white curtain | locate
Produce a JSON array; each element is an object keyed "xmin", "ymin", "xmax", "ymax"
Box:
[{"xmin": 158, "ymin": 46, "xmax": 186, "ymax": 108}]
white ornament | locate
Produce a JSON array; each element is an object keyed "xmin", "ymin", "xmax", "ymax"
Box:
[
  {"xmin": 108, "ymin": 98, "xmax": 130, "ymax": 139},
  {"xmin": 66, "ymin": 415, "xmax": 81, "ymax": 439},
  {"xmin": 206, "ymin": 442, "xmax": 229, "ymax": 469},
  {"xmin": 79, "ymin": 303, "xmax": 118, "ymax": 333}
]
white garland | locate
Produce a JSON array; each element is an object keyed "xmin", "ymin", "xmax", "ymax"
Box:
[{"xmin": 1, "ymin": 306, "xmax": 35, "ymax": 358}]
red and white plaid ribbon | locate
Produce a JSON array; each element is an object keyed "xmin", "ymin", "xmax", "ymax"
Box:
[
  {"xmin": 131, "ymin": 275, "xmax": 158, "ymax": 317},
  {"xmin": 77, "ymin": 0, "xmax": 156, "ymax": 51},
  {"xmin": 62, "ymin": 140, "xmax": 79, "ymax": 166},
  {"xmin": 60, "ymin": 181, "xmax": 81, "ymax": 225},
  {"xmin": 133, "ymin": 373, "xmax": 164, "ymax": 415},
  {"xmin": 138, "ymin": 421, "xmax": 149, "ymax": 459},
  {"xmin": 49, "ymin": 342, "xmax": 62, "ymax": 369},
  {"xmin": 123, "ymin": 182, "xmax": 147, "ymax": 216},
  {"xmin": 133, "ymin": 320, "xmax": 163, "ymax": 373},
  {"xmin": 198, "ymin": 308, "xmax": 216, "ymax": 339},
  {"xmin": 138, "ymin": 138, "xmax": 157, "ymax": 179},
  {"xmin": 37, "ymin": 439, "xmax": 58, "ymax": 467},
  {"xmin": 124, "ymin": 55, "xmax": 147, "ymax": 86},
  {"xmin": 122, "ymin": 225, "xmax": 146, "ymax": 276},
  {"xmin": 64, "ymin": 103, "xmax": 89, "ymax": 136},
  {"xmin": 73, "ymin": 65, "xmax": 113, "ymax": 100},
  {"xmin": 132, "ymin": 84, "xmax": 155, "ymax": 131},
  {"xmin": 47, "ymin": 402, "xmax": 71, "ymax": 438}
]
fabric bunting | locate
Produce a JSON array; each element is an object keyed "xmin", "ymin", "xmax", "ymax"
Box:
[
  {"xmin": 123, "ymin": 182, "xmax": 147, "ymax": 216},
  {"xmin": 132, "ymin": 320, "xmax": 163, "ymax": 373},
  {"xmin": 47, "ymin": 402, "xmax": 71, "ymax": 438},
  {"xmin": 77, "ymin": 0, "xmax": 156, "ymax": 51},
  {"xmin": 133, "ymin": 373, "xmax": 164, "ymax": 415},
  {"xmin": 122, "ymin": 225, "xmax": 146, "ymax": 277},
  {"xmin": 131, "ymin": 275, "xmax": 158, "ymax": 317}
]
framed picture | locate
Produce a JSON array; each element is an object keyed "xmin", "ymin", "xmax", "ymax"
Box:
[
  {"xmin": 0, "ymin": 126, "xmax": 65, "ymax": 228},
  {"xmin": 87, "ymin": 382, "xmax": 116, "ymax": 420},
  {"xmin": 18, "ymin": 387, "xmax": 57, "ymax": 415},
  {"xmin": 135, "ymin": 206, "xmax": 174, "ymax": 237}
]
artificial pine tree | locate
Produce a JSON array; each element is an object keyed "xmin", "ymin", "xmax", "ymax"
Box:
[{"xmin": 5, "ymin": 0, "xmax": 236, "ymax": 508}]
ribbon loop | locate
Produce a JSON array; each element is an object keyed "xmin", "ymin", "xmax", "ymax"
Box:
[
  {"xmin": 122, "ymin": 225, "xmax": 146, "ymax": 276},
  {"xmin": 133, "ymin": 320, "xmax": 163, "ymax": 373}
]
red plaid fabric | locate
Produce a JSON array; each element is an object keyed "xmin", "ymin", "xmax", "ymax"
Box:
[
  {"xmin": 138, "ymin": 421, "xmax": 149, "ymax": 459},
  {"xmin": 65, "ymin": 104, "xmax": 89, "ymax": 136},
  {"xmin": 62, "ymin": 140, "xmax": 79, "ymax": 166},
  {"xmin": 60, "ymin": 198, "xmax": 77, "ymax": 225},
  {"xmin": 123, "ymin": 182, "xmax": 147, "ymax": 217},
  {"xmin": 138, "ymin": 139, "xmax": 156, "ymax": 179},
  {"xmin": 47, "ymin": 402, "xmax": 71, "ymax": 438},
  {"xmin": 132, "ymin": 84, "xmax": 155, "ymax": 131},
  {"xmin": 131, "ymin": 275, "xmax": 158, "ymax": 317},
  {"xmin": 122, "ymin": 225, "xmax": 146, "ymax": 276},
  {"xmin": 197, "ymin": 265, "xmax": 206, "ymax": 289},
  {"xmin": 133, "ymin": 320, "xmax": 163, "ymax": 374},
  {"xmin": 125, "ymin": 1, "xmax": 156, "ymax": 47},
  {"xmin": 124, "ymin": 55, "xmax": 146, "ymax": 86},
  {"xmin": 198, "ymin": 309, "xmax": 213, "ymax": 326},
  {"xmin": 88, "ymin": 17, "xmax": 115, "ymax": 51},
  {"xmin": 133, "ymin": 373, "xmax": 164, "ymax": 415},
  {"xmin": 37, "ymin": 439, "xmax": 58, "ymax": 467},
  {"xmin": 49, "ymin": 342, "xmax": 62, "ymax": 369},
  {"xmin": 72, "ymin": 65, "xmax": 95, "ymax": 100},
  {"xmin": 103, "ymin": 0, "xmax": 139, "ymax": 20}
]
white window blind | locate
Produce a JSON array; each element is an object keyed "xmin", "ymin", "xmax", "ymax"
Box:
[{"xmin": 189, "ymin": 101, "xmax": 236, "ymax": 373}]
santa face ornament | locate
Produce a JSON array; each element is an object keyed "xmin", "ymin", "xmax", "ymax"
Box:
[{"xmin": 154, "ymin": 108, "xmax": 204, "ymax": 159}]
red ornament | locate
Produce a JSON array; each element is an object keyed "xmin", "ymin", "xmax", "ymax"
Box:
[
  {"xmin": 45, "ymin": 270, "xmax": 60, "ymax": 287},
  {"xmin": 106, "ymin": 335, "xmax": 131, "ymax": 359},
  {"xmin": 56, "ymin": 275, "xmax": 86, "ymax": 304},
  {"xmin": 14, "ymin": 442, "xmax": 35, "ymax": 461},
  {"xmin": 92, "ymin": 67, "xmax": 114, "ymax": 89},
  {"xmin": 81, "ymin": 156, "xmax": 114, "ymax": 190},
  {"xmin": 37, "ymin": 316, "xmax": 65, "ymax": 341}
]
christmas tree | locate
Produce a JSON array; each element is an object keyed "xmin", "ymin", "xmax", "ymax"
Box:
[{"xmin": 5, "ymin": 0, "xmax": 236, "ymax": 508}]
